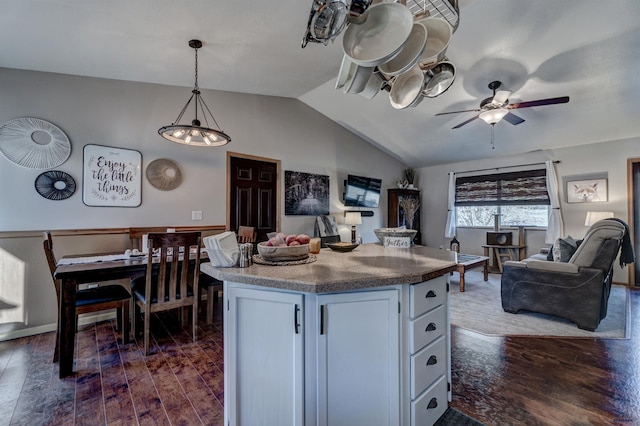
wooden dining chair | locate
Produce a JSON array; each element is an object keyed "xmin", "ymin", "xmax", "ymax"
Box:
[
  {"xmin": 237, "ymin": 226, "xmax": 256, "ymax": 243},
  {"xmin": 199, "ymin": 275, "xmax": 223, "ymax": 324},
  {"xmin": 43, "ymin": 231, "xmax": 131, "ymax": 363},
  {"xmin": 131, "ymin": 232, "xmax": 201, "ymax": 355}
]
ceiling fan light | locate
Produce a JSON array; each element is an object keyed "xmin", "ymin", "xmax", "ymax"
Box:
[{"xmin": 479, "ymin": 108, "xmax": 508, "ymax": 124}]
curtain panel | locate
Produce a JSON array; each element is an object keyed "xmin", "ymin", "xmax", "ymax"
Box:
[
  {"xmin": 455, "ymin": 169, "xmax": 550, "ymax": 206},
  {"xmin": 545, "ymin": 160, "xmax": 564, "ymax": 244},
  {"xmin": 445, "ymin": 172, "xmax": 456, "ymax": 238}
]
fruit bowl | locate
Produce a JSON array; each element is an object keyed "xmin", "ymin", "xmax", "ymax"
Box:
[
  {"xmin": 257, "ymin": 242, "xmax": 310, "ymax": 262},
  {"xmin": 373, "ymin": 228, "xmax": 418, "ymax": 244}
]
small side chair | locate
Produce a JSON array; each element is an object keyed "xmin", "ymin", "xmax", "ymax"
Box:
[
  {"xmin": 131, "ymin": 232, "xmax": 201, "ymax": 355},
  {"xmin": 43, "ymin": 231, "xmax": 131, "ymax": 362}
]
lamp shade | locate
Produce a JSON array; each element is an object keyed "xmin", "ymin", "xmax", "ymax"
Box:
[
  {"xmin": 479, "ymin": 108, "xmax": 509, "ymax": 124},
  {"xmin": 344, "ymin": 212, "xmax": 362, "ymax": 225},
  {"xmin": 585, "ymin": 211, "xmax": 614, "ymax": 226}
]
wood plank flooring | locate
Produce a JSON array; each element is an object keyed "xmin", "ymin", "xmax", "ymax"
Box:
[{"xmin": 1, "ymin": 289, "xmax": 639, "ymax": 425}]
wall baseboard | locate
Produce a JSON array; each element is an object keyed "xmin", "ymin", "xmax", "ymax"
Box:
[{"xmin": 0, "ymin": 312, "xmax": 116, "ymax": 342}]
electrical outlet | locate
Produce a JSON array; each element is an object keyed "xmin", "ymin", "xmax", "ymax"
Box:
[{"xmin": 192, "ymin": 210, "xmax": 203, "ymax": 221}]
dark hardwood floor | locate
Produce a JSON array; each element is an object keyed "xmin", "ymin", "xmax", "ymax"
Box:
[{"xmin": 1, "ymin": 289, "xmax": 639, "ymax": 426}]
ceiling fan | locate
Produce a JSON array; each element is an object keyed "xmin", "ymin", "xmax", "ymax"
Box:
[{"xmin": 435, "ymin": 80, "xmax": 570, "ymax": 129}]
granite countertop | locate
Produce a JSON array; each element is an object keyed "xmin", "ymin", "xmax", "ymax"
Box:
[{"xmin": 200, "ymin": 243, "xmax": 457, "ymax": 293}]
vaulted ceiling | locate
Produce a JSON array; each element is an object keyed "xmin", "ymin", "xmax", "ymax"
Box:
[{"xmin": 1, "ymin": 0, "xmax": 639, "ymax": 167}]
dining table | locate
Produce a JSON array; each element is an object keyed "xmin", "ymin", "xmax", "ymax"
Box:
[{"xmin": 53, "ymin": 249, "xmax": 208, "ymax": 378}]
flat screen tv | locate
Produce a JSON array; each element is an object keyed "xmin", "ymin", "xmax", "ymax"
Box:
[{"xmin": 344, "ymin": 174, "xmax": 382, "ymax": 208}]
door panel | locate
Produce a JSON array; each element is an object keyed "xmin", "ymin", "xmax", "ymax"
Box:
[
  {"xmin": 230, "ymin": 155, "xmax": 278, "ymax": 242},
  {"xmin": 629, "ymin": 159, "xmax": 640, "ymax": 285}
]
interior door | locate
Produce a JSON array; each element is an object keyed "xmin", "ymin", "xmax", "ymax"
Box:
[
  {"xmin": 228, "ymin": 153, "xmax": 279, "ymax": 243},
  {"xmin": 627, "ymin": 158, "xmax": 640, "ymax": 286}
]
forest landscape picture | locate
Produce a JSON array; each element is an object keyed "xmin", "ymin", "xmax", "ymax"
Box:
[{"xmin": 285, "ymin": 170, "xmax": 329, "ymax": 216}]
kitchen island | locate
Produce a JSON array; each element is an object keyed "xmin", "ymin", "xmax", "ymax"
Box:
[{"xmin": 201, "ymin": 243, "xmax": 457, "ymax": 426}]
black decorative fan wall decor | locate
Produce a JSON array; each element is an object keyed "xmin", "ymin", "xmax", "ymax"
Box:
[{"xmin": 34, "ymin": 170, "xmax": 76, "ymax": 200}]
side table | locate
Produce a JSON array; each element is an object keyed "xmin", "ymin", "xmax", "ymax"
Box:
[{"xmin": 453, "ymin": 254, "xmax": 489, "ymax": 292}]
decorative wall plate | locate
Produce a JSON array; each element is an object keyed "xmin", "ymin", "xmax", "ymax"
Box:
[
  {"xmin": 0, "ymin": 117, "xmax": 71, "ymax": 169},
  {"xmin": 35, "ymin": 170, "xmax": 76, "ymax": 200},
  {"xmin": 146, "ymin": 158, "xmax": 183, "ymax": 191}
]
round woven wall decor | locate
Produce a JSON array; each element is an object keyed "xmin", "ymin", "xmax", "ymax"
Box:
[
  {"xmin": 146, "ymin": 158, "xmax": 183, "ymax": 191},
  {"xmin": 0, "ymin": 117, "xmax": 71, "ymax": 169},
  {"xmin": 34, "ymin": 170, "xmax": 76, "ymax": 200}
]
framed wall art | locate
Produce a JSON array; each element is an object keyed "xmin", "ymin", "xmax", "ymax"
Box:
[
  {"xmin": 284, "ymin": 170, "xmax": 329, "ymax": 215},
  {"xmin": 566, "ymin": 178, "xmax": 608, "ymax": 203},
  {"xmin": 83, "ymin": 144, "xmax": 142, "ymax": 207}
]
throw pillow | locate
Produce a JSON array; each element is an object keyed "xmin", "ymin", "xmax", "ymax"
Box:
[
  {"xmin": 546, "ymin": 245, "xmax": 554, "ymax": 261},
  {"xmin": 552, "ymin": 236, "xmax": 578, "ymax": 262}
]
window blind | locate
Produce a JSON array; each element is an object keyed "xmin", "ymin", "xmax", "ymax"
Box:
[{"xmin": 455, "ymin": 169, "xmax": 549, "ymax": 206}]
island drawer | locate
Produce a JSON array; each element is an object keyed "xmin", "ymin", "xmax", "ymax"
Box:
[
  {"xmin": 409, "ymin": 276, "xmax": 446, "ymax": 319},
  {"xmin": 411, "ymin": 374, "xmax": 448, "ymax": 426},
  {"xmin": 409, "ymin": 276, "xmax": 447, "ymax": 318},
  {"xmin": 409, "ymin": 304, "xmax": 445, "ymax": 353},
  {"xmin": 410, "ymin": 335, "xmax": 446, "ymax": 398}
]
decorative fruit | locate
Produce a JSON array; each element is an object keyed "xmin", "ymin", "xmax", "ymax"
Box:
[
  {"xmin": 296, "ymin": 234, "xmax": 311, "ymax": 244},
  {"xmin": 285, "ymin": 234, "xmax": 297, "ymax": 245},
  {"xmin": 263, "ymin": 233, "xmax": 310, "ymax": 247}
]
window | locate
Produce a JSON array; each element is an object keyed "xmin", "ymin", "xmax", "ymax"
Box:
[{"xmin": 455, "ymin": 169, "xmax": 550, "ymax": 227}]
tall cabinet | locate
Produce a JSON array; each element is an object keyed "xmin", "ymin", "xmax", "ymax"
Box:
[{"xmin": 388, "ymin": 188, "xmax": 422, "ymax": 245}]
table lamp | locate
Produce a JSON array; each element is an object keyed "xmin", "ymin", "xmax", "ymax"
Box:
[
  {"xmin": 344, "ymin": 212, "xmax": 362, "ymax": 244},
  {"xmin": 585, "ymin": 211, "xmax": 614, "ymax": 226}
]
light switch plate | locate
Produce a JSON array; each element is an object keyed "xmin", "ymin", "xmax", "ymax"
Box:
[{"xmin": 192, "ymin": 210, "xmax": 203, "ymax": 221}]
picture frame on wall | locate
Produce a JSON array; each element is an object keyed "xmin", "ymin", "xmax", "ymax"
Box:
[
  {"xmin": 566, "ymin": 178, "xmax": 608, "ymax": 203},
  {"xmin": 83, "ymin": 144, "xmax": 142, "ymax": 207},
  {"xmin": 284, "ymin": 170, "xmax": 329, "ymax": 215}
]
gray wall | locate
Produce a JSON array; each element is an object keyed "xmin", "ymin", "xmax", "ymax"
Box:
[
  {"xmin": 418, "ymin": 137, "xmax": 640, "ymax": 284},
  {"xmin": 0, "ymin": 67, "xmax": 406, "ymax": 338}
]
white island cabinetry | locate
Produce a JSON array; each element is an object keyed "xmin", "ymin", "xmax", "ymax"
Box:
[
  {"xmin": 225, "ymin": 287, "xmax": 304, "ymax": 426},
  {"xmin": 203, "ymin": 243, "xmax": 456, "ymax": 426},
  {"xmin": 317, "ymin": 289, "xmax": 400, "ymax": 426}
]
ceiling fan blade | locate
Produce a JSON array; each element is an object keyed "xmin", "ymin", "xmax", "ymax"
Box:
[
  {"xmin": 502, "ymin": 112, "xmax": 525, "ymax": 125},
  {"xmin": 452, "ymin": 115, "xmax": 480, "ymax": 129},
  {"xmin": 492, "ymin": 90, "xmax": 511, "ymax": 106},
  {"xmin": 435, "ymin": 108, "xmax": 481, "ymax": 116},
  {"xmin": 508, "ymin": 96, "xmax": 570, "ymax": 109}
]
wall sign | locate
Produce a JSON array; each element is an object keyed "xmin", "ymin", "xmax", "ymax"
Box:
[
  {"xmin": 83, "ymin": 144, "xmax": 142, "ymax": 207},
  {"xmin": 383, "ymin": 236, "xmax": 411, "ymax": 248}
]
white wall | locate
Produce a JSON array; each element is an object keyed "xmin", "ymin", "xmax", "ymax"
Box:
[
  {"xmin": 0, "ymin": 67, "xmax": 404, "ymax": 238},
  {"xmin": 419, "ymin": 137, "xmax": 640, "ymax": 284},
  {"xmin": 0, "ymin": 67, "xmax": 406, "ymax": 337}
]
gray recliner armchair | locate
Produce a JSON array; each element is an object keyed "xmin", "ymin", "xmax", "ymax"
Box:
[{"xmin": 501, "ymin": 219, "xmax": 634, "ymax": 331}]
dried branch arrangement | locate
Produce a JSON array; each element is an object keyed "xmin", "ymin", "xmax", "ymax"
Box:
[{"xmin": 399, "ymin": 197, "xmax": 420, "ymax": 229}]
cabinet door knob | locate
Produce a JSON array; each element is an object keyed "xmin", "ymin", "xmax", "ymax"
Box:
[
  {"xmin": 294, "ymin": 304, "xmax": 301, "ymax": 334},
  {"xmin": 427, "ymin": 398, "xmax": 438, "ymax": 410},
  {"xmin": 425, "ymin": 322, "xmax": 437, "ymax": 332},
  {"xmin": 426, "ymin": 355, "xmax": 438, "ymax": 366},
  {"xmin": 425, "ymin": 290, "xmax": 436, "ymax": 298}
]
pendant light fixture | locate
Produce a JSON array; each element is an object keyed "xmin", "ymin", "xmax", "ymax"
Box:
[{"xmin": 158, "ymin": 40, "xmax": 231, "ymax": 147}]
